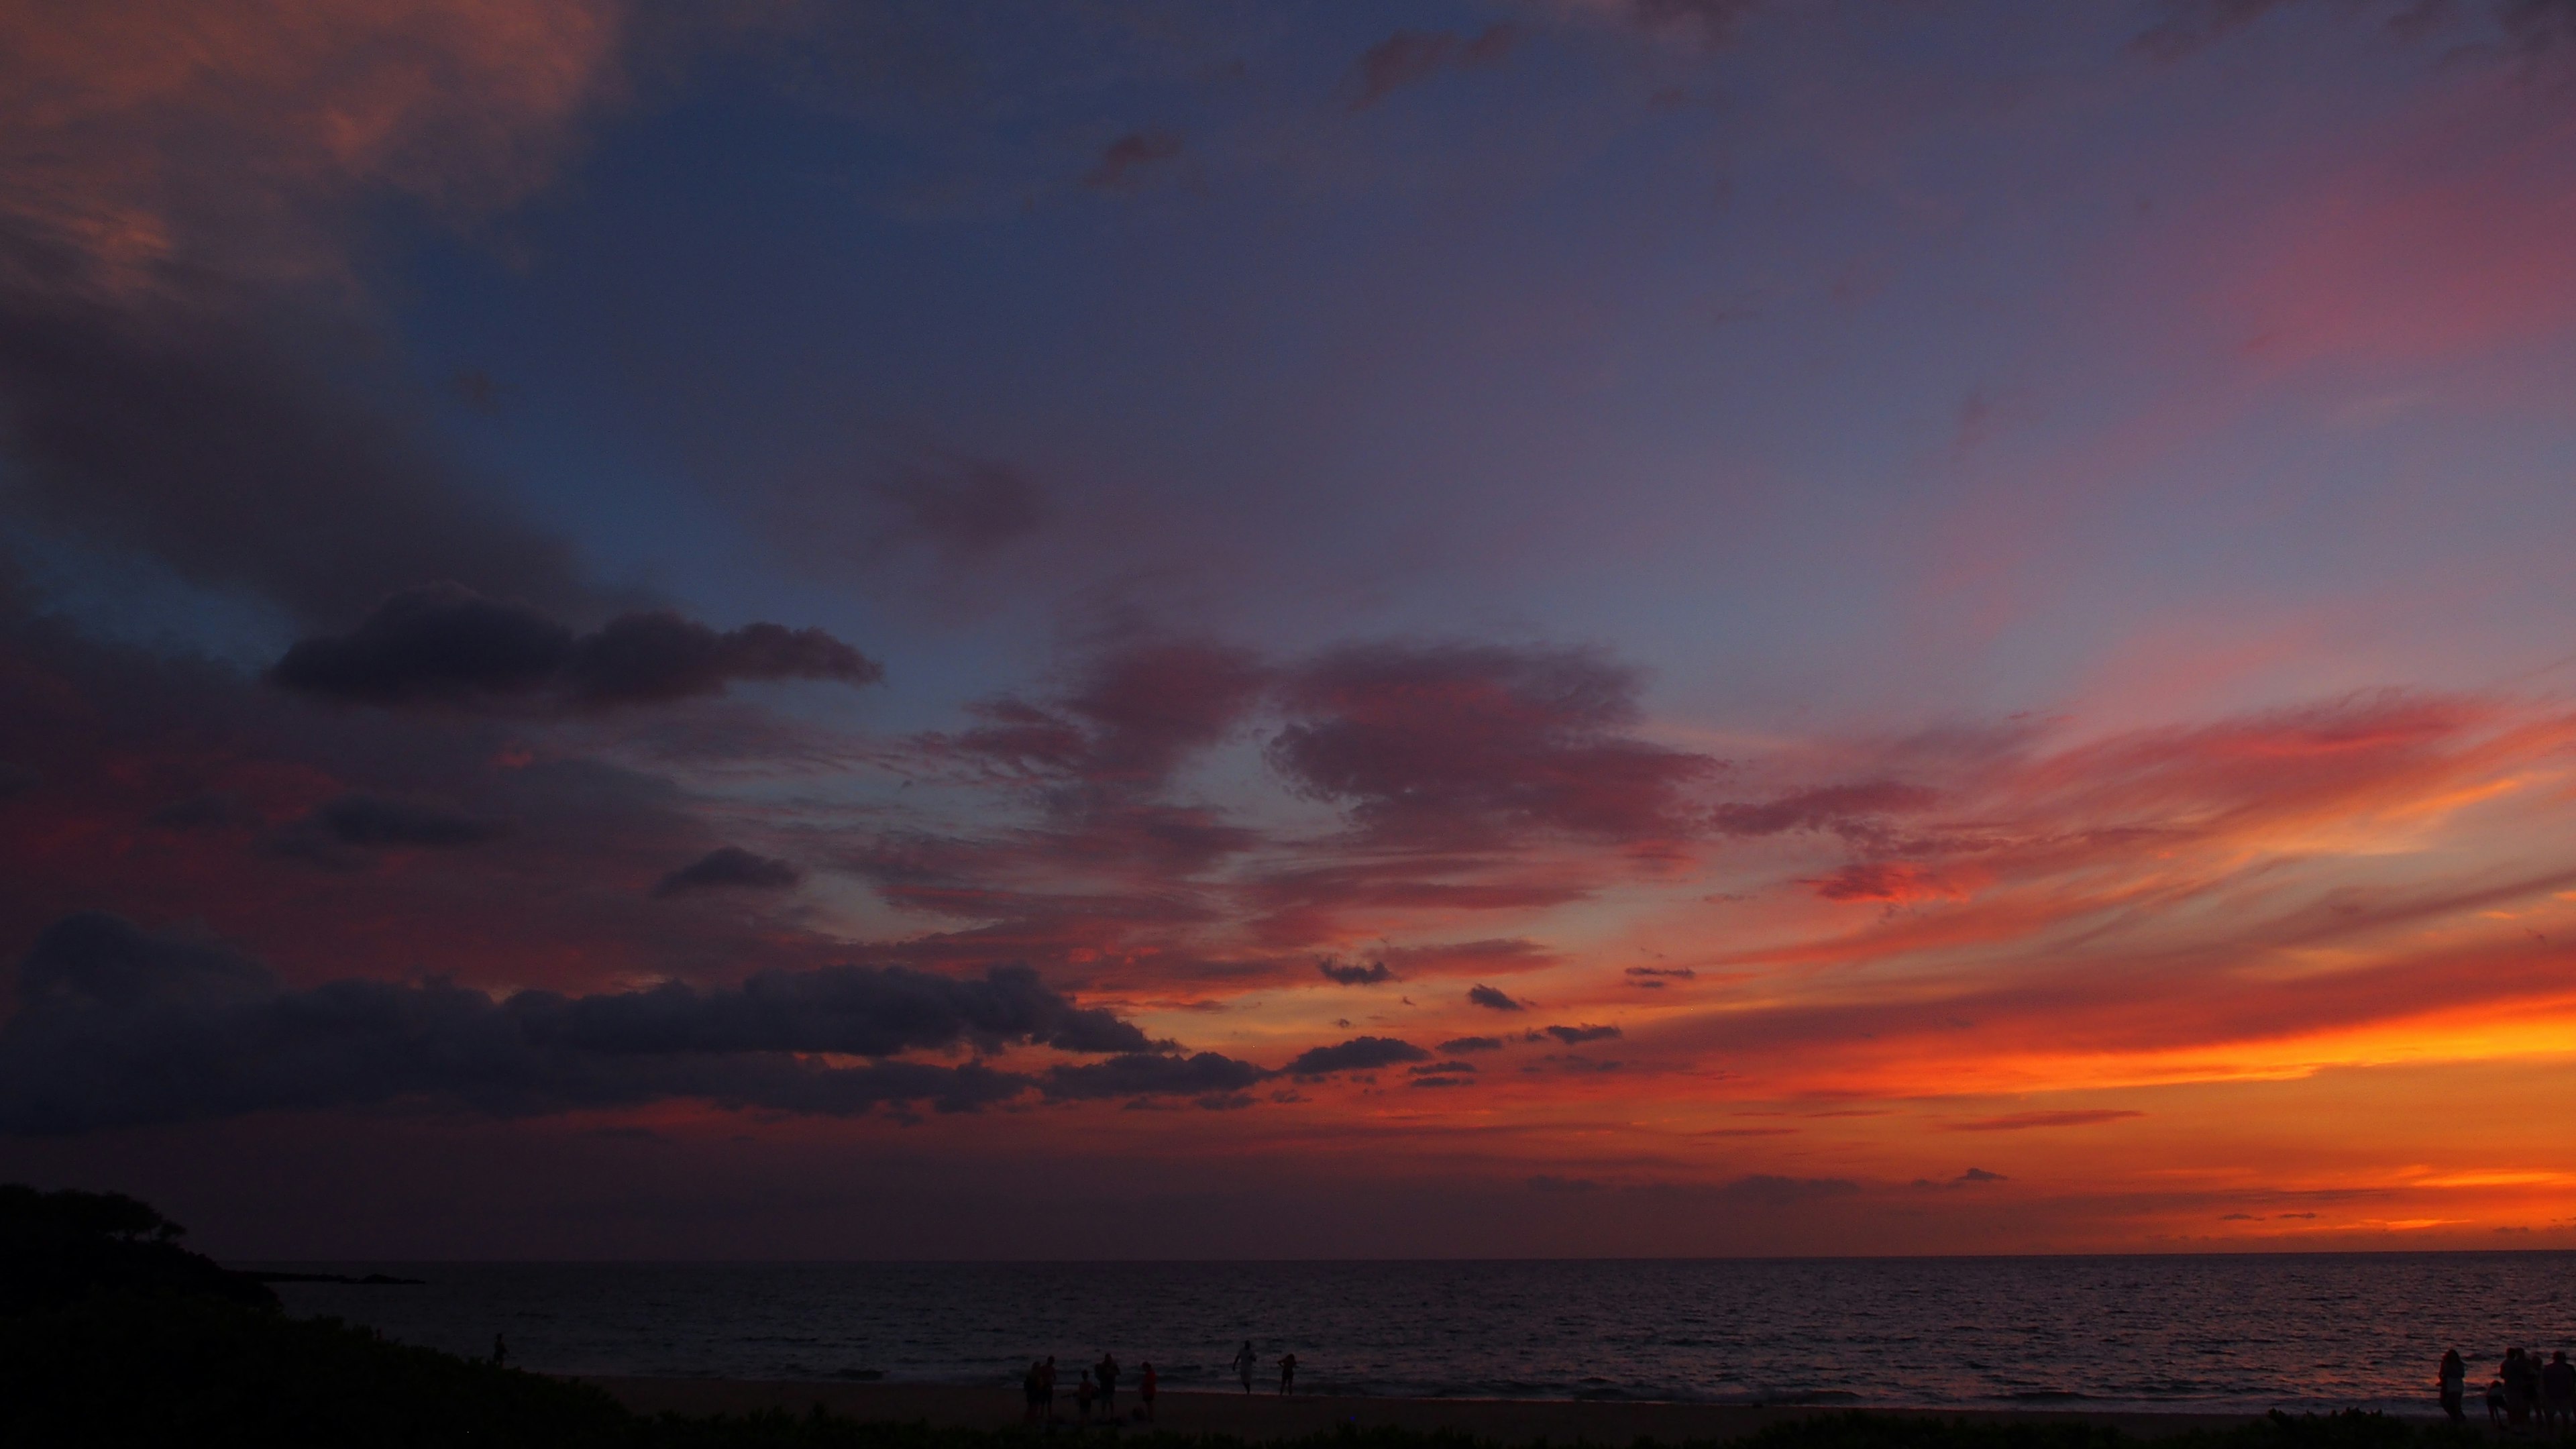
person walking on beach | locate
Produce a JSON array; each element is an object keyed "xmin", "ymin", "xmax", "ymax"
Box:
[
  {"xmin": 2440, "ymin": 1348, "xmax": 2467, "ymax": 1424},
  {"xmin": 1233, "ymin": 1340, "xmax": 1257, "ymax": 1393},
  {"xmin": 1042, "ymin": 1355, "xmax": 1058, "ymax": 1419},
  {"xmin": 1140, "ymin": 1361, "xmax": 1158, "ymax": 1422},
  {"xmin": 1024, "ymin": 1360, "xmax": 1047, "ymax": 1424},
  {"xmin": 492, "ymin": 1333, "xmax": 508, "ymax": 1368},
  {"xmin": 1278, "ymin": 1351, "xmax": 1297, "ymax": 1396},
  {"xmin": 1098, "ymin": 1352, "xmax": 1120, "ymax": 1412},
  {"xmin": 1077, "ymin": 1368, "xmax": 1095, "ymax": 1424},
  {"xmin": 2542, "ymin": 1351, "xmax": 2576, "ymax": 1433}
]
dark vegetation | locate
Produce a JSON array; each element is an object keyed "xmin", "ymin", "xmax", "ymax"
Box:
[{"xmin": 0, "ymin": 1184, "xmax": 2523, "ymax": 1448}]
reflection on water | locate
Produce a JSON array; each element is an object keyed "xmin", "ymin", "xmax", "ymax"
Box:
[{"xmin": 264, "ymin": 1254, "xmax": 2576, "ymax": 1413}]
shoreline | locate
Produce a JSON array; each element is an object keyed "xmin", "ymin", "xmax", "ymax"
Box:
[{"xmin": 580, "ymin": 1380, "xmax": 2313, "ymax": 1441}]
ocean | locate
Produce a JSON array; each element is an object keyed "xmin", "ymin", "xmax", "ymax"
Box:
[{"xmin": 262, "ymin": 1254, "xmax": 2576, "ymax": 1415}]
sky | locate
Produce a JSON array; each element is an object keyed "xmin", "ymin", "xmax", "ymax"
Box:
[{"xmin": 3, "ymin": 0, "xmax": 2575, "ymax": 1260}]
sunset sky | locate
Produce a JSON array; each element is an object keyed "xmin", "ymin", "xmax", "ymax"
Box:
[{"xmin": 4, "ymin": 0, "xmax": 2575, "ymax": 1259}]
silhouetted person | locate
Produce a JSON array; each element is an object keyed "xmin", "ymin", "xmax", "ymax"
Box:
[
  {"xmin": 1278, "ymin": 1352, "xmax": 1297, "ymax": 1395},
  {"xmin": 2441, "ymin": 1348, "xmax": 2467, "ymax": 1424},
  {"xmin": 1025, "ymin": 1360, "xmax": 1046, "ymax": 1424},
  {"xmin": 2488, "ymin": 1377, "xmax": 2508, "ymax": 1427},
  {"xmin": 1099, "ymin": 1352, "xmax": 1119, "ymax": 1411},
  {"xmin": 1043, "ymin": 1355, "xmax": 1058, "ymax": 1418},
  {"xmin": 2506, "ymin": 1347, "xmax": 2538, "ymax": 1428},
  {"xmin": 2543, "ymin": 1351, "xmax": 2576, "ymax": 1433},
  {"xmin": 492, "ymin": 1333, "xmax": 507, "ymax": 1368},
  {"xmin": 1234, "ymin": 1340, "xmax": 1256, "ymax": 1393},
  {"xmin": 1140, "ymin": 1361, "xmax": 1158, "ymax": 1422},
  {"xmin": 1077, "ymin": 1369, "xmax": 1095, "ymax": 1424}
]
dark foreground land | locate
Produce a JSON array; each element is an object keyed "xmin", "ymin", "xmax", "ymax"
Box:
[
  {"xmin": 1, "ymin": 1183, "xmax": 2560, "ymax": 1449},
  {"xmin": 591, "ymin": 1379, "xmax": 2267, "ymax": 1444}
]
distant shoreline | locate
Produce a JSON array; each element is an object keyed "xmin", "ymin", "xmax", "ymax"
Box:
[{"xmin": 580, "ymin": 1379, "xmax": 2304, "ymax": 1442}]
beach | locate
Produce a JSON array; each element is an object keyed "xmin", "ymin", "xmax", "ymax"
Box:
[{"xmin": 582, "ymin": 1380, "xmax": 2275, "ymax": 1442}]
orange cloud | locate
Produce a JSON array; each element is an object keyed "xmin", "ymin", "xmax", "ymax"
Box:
[{"xmin": 0, "ymin": 0, "xmax": 627, "ymax": 295}]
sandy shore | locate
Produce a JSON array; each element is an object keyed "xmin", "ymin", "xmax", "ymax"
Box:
[{"xmin": 581, "ymin": 1379, "xmax": 2276, "ymax": 1442}]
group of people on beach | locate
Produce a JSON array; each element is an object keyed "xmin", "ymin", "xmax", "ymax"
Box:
[
  {"xmin": 1021, "ymin": 1352, "xmax": 1157, "ymax": 1425},
  {"xmin": 1020, "ymin": 1342, "xmax": 1299, "ymax": 1424},
  {"xmin": 2441, "ymin": 1347, "xmax": 2576, "ymax": 1431}
]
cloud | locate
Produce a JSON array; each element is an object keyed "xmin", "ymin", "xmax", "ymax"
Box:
[
  {"xmin": 306, "ymin": 794, "xmax": 504, "ymax": 849},
  {"xmin": 0, "ymin": 0, "xmax": 628, "ymax": 623},
  {"xmin": 1281, "ymin": 1035, "xmax": 1430, "ymax": 1076},
  {"xmin": 1267, "ymin": 641, "xmax": 1716, "ymax": 850},
  {"xmin": 916, "ymin": 639, "xmax": 1269, "ymax": 798},
  {"xmin": 269, "ymin": 584, "xmax": 883, "ymax": 710},
  {"xmin": 1711, "ymin": 1173, "xmax": 1863, "ymax": 1206},
  {"xmin": 1577, "ymin": 0, "xmax": 1766, "ymax": 48},
  {"xmin": 0, "ymin": 913, "xmax": 1271, "ymax": 1134},
  {"xmin": 1528, "ymin": 1174, "xmax": 1601, "ymax": 1192},
  {"xmin": 0, "ymin": 289, "xmax": 603, "ymax": 625},
  {"xmin": 1346, "ymin": 25, "xmax": 1517, "ymax": 110},
  {"xmin": 1539, "ymin": 1023, "xmax": 1621, "ymax": 1044},
  {"xmin": 1408, "ymin": 1060, "xmax": 1479, "ymax": 1075},
  {"xmin": 1438, "ymin": 1035, "xmax": 1505, "ymax": 1053},
  {"xmin": 1039, "ymin": 1051, "xmax": 1269, "ymax": 1102},
  {"xmin": 1466, "ymin": 983, "xmax": 1527, "ymax": 1012},
  {"xmin": 1711, "ymin": 781, "xmax": 1937, "ymax": 841},
  {"xmin": 1626, "ymin": 967, "xmax": 1694, "ymax": 988},
  {"xmin": 652, "ymin": 847, "xmax": 802, "ymax": 900},
  {"xmin": 1913, "ymin": 1167, "xmax": 2009, "ymax": 1189},
  {"xmin": 1805, "ymin": 861, "xmax": 1965, "ymax": 904},
  {"xmin": 1082, "ymin": 129, "xmax": 1183, "ymax": 191},
  {"xmin": 1317, "ymin": 958, "xmax": 1395, "ymax": 985},
  {"xmin": 866, "ymin": 455, "xmax": 1046, "ymax": 562},
  {"xmin": 2128, "ymin": 0, "xmax": 2298, "ymax": 61},
  {"xmin": 1951, "ymin": 1110, "xmax": 2145, "ymax": 1132}
]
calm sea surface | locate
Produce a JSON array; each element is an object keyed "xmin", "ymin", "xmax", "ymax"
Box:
[{"xmin": 262, "ymin": 1255, "xmax": 2576, "ymax": 1415}]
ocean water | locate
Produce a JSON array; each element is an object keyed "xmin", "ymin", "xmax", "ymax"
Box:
[{"xmin": 263, "ymin": 1255, "xmax": 2576, "ymax": 1414}]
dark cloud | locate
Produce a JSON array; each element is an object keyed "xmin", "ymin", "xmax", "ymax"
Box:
[
  {"xmin": 0, "ymin": 914, "xmax": 1242, "ymax": 1134},
  {"xmin": 1913, "ymin": 1167, "xmax": 2009, "ymax": 1189},
  {"xmin": 1625, "ymin": 966, "xmax": 1694, "ymax": 988},
  {"xmin": 0, "ymin": 283, "xmax": 600, "ymax": 627},
  {"xmin": 1437, "ymin": 1035, "xmax": 1504, "ymax": 1053},
  {"xmin": 1082, "ymin": 129, "xmax": 1183, "ymax": 191},
  {"xmin": 1466, "ymin": 983, "xmax": 1527, "ymax": 1012},
  {"xmin": 1281, "ymin": 1035, "xmax": 1430, "ymax": 1076},
  {"xmin": 1527, "ymin": 1174, "xmax": 1602, "ymax": 1193},
  {"xmin": 1269, "ymin": 642, "xmax": 1715, "ymax": 849},
  {"xmin": 1538, "ymin": 1023, "xmax": 1621, "ymax": 1044},
  {"xmin": 513, "ymin": 960, "xmax": 1157, "ymax": 1059},
  {"xmin": 1041, "ymin": 1051, "xmax": 1269, "ymax": 1102},
  {"xmin": 1316, "ymin": 958, "xmax": 1395, "ymax": 985},
  {"xmin": 652, "ymin": 847, "xmax": 804, "ymax": 900},
  {"xmin": 146, "ymin": 793, "xmax": 251, "ymax": 830},
  {"xmin": 1709, "ymin": 1174, "xmax": 1863, "ymax": 1206},
  {"xmin": 1346, "ymin": 25, "xmax": 1517, "ymax": 110},
  {"xmin": 309, "ymin": 794, "xmax": 505, "ymax": 849},
  {"xmin": 1711, "ymin": 781, "xmax": 1937, "ymax": 840},
  {"xmin": 268, "ymin": 584, "xmax": 882, "ymax": 712},
  {"xmin": 1407, "ymin": 1060, "xmax": 1479, "ymax": 1075},
  {"xmin": 1407, "ymin": 1074, "xmax": 1473, "ymax": 1087},
  {"xmin": 1951, "ymin": 1110, "xmax": 2143, "ymax": 1132}
]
